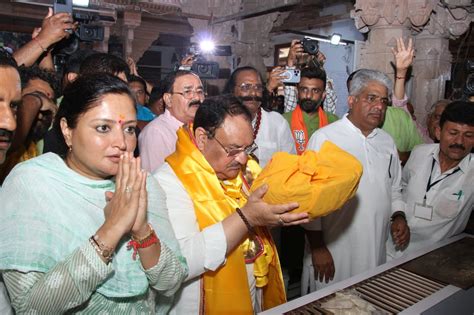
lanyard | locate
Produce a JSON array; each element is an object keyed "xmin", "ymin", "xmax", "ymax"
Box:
[{"xmin": 424, "ymin": 158, "xmax": 461, "ymax": 201}]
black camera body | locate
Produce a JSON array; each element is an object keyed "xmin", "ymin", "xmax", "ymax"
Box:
[
  {"xmin": 186, "ymin": 44, "xmax": 232, "ymax": 79},
  {"xmin": 301, "ymin": 39, "xmax": 319, "ymax": 55},
  {"xmin": 74, "ymin": 12, "xmax": 104, "ymax": 42},
  {"xmin": 77, "ymin": 24, "xmax": 104, "ymax": 42},
  {"xmin": 191, "ymin": 61, "xmax": 219, "ymax": 79}
]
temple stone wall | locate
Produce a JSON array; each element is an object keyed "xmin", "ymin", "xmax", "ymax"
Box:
[{"xmin": 353, "ymin": 0, "xmax": 472, "ymax": 125}]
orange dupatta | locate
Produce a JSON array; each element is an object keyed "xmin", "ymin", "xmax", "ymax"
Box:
[
  {"xmin": 166, "ymin": 126, "xmax": 286, "ymax": 314},
  {"xmin": 290, "ymin": 105, "xmax": 328, "ymax": 155}
]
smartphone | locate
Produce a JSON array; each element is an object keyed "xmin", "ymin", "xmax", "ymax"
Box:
[
  {"xmin": 54, "ymin": 0, "xmax": 73, "ymax": 14},
  {"xmin": 281, "ymin": 68, "xmax": 301, "ymax": 84}
]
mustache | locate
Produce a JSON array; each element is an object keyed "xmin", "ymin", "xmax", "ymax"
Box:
[
  {"xmin": 0, "ymin": 129, "xmax": 13, "ymax": 141},
  {"xmin": 227, "ymin": 161, "xmax": 243, "ymax": 169},
  {"xmin": 189, "ymin": 100, "xmax": 202, "ymax": 107},
  {"xmin": 239, "ymin": 96, "xmax": 263, "ymax": 103},
  {"xmin": 449, "ymin": 143, "xmax": 466, "ymax": 150}
]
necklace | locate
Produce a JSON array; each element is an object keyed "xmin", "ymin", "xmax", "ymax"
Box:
[{"xmin": 253, "ymin": 108, "xmax": 262, "ymax": 139}]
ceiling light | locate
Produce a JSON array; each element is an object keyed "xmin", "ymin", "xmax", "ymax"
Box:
[
  {"xmin": 73, "ymin": 0, "xmax": 89, "ymax": 7},
  {"xmin": 199, "ymin": 40, "xmax": 215, "ymax": 53},
  {"xmin": 330, "ymin": 33, "xmax": 342, "ymax": 45}
]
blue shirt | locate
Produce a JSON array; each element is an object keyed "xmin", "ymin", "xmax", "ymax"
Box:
[{"xmin": 136, "ymin": 104, "xmax": 156, "ymax": 121}]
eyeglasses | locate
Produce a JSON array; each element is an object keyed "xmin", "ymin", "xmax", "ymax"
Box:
[
  {"xmin": 212, "ymin": 135, "xmax": 258, "ymax": 157},
  {"xmin": 361, "ymin": 94, "xmax": 389, "ymax": 106},
  {"xmin": 298, "ymin": 87, "xmax": 324, "ymax": 95},
  {"xmin": 238, "ymin": 83, "xmax": 264, "ymax": 93},
  {"xmin": 172, "ymin": 89, "xmax": 206, "ymax": 99}
]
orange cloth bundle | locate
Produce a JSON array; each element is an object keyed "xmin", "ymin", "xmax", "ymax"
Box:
[{"xmin": 251, "ymin": 141, "xmax": 363, "ymax": 219}]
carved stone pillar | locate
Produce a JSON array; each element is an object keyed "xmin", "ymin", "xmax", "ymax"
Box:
[
  {"xmin": 352, "ymin": 0, "xmax": 472, "ymax": 123},
  {"xmin": 411, "ymin": 1, "xmax": 471, "ymax": 124},
  {"xmin": 122, "ymin": 9, "xmax": 142, "ymax": 59},
  {"xmin": 92, "ymin": 22, "xmax": 113, "ymax": 53},
  {"xmin": 352, "ymin": 0, "xmax": 435, "ymax": 74}
]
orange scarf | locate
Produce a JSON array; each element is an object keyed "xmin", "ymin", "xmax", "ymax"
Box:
[
  {"xmin": 166, "ymin": 126, "xmax": 286, "ymax": 314},
  {"xmin": 290, "ymin": 105, "xmax": 328, "ymax": 155}
]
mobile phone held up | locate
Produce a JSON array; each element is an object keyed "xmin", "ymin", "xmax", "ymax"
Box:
[
  {"xmin": 281, "ymin": 68, "xmax": 301, "ymax": 84},
  {"xmin": 54, "ymin": 0, "xmax": 73, "ymax": 14}
]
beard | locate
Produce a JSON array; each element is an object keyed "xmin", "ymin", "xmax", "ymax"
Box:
[{"xmin": 299, "ymin": 98, "xmax": 322, "ymax": 113}]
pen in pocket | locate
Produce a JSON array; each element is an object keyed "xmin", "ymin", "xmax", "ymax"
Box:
[{"xmin": 388, "ymin": 154, "xmax": 392, "ymax": 178}]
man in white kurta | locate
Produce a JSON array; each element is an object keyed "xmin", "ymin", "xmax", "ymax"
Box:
[
  {"xmin": 154, "ymin": 162, "xmax": 229, "ymax": 314},
  {"xmin": 254, "ymin": 108, "xmax": 295, "ymax": 167},
  {"xmin": 387, "ymin": 101, "xmax": 474, "ymax": 259},
  {"xmin": 301, "ymin": 69, "xmax": 408, "ymax": 294},
  {"xmin": 153, "ymin": 96, "xmax": 306, "ymax": 314},
  {"xmin": 227, "ymin": 66, "xmax": 295, "ymax": 167}
]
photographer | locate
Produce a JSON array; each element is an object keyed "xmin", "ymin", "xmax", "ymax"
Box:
[
  {"xmin": 13, "ymin": 8, "xmax": 76, "ymax": 68},
  {"xmin": 279, "ymin": 40, "xmax": 337, "ymax": 115}
]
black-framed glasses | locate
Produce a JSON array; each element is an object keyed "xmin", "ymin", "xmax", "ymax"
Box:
[
  {"xmin": 361, "ymin": 94, "xmax": 389, "ymax": 106},
  {"xmin": 238, "ymin": 83, "xmax": 264, "ymax": 93},
  {"xmin": 171, "ymin": 89, "xmax": 206, "ymax": 99},
  {"xmin": 212, "ymin": 135, "xmax": 258, "ymax": 157}
]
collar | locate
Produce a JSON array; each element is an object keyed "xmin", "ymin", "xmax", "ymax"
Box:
[
  {"xmin": 163, "ymin": 109, "xmax": 184, "ymax": 129},
  {"xmin": 343, "ymin": 114, "xmax": 378, "ymax": 139},
  {"xmin": 433, "ymin": 145, "xmax": 472, "ymax": 174}
]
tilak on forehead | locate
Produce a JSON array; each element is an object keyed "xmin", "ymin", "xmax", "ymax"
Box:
[{"xmin": 118, "ymin": 114, "xmax": 126, "ymax": 125}]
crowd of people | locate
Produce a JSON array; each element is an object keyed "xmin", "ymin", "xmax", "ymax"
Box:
[{"xmin": 0, "ymin": 8, "xmax": 472, "ymax": 314}]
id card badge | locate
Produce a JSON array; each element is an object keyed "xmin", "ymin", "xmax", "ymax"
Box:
[{"xmin": 414, "ymin": 202, "xmax": 433, "ymax": 221}]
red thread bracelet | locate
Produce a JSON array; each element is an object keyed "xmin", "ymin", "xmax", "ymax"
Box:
[{"xmin": 127, "ymin": 231, "xmax": 159, "ymax": 260}]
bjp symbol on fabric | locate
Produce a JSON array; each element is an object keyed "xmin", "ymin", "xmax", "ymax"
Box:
[{"xmin": 294, "ymin": 130, "xmax": 305, "ymax": 152}]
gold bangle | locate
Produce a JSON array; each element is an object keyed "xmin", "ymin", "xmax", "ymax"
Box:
[
  {"xmin": 90, "ymin": 235, "xmax": 114, "ymax": 264},
  {"xmin": 131, "ymin": 224, "xmax": 154, "ymax": 244}
]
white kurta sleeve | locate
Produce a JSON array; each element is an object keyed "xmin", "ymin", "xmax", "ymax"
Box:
[
  {"xmin": 278, "ymin": 116, "xmax": 297, "ymax": 155},
  {"xmin": 154, "ymin": 164, "xmax": 227, "ymax": 281},
  {"xmin": 389, "ymin": 144, "xmax": 406, "ymax": 213}
]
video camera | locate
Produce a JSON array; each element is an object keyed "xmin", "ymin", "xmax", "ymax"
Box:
[
  {"xmin": 186, "ymin": 43, "xmax": 231, "ymax": 79},
  {"xmin": 53, "ymin": 0, "xmax": 104, "ymax": 49}
]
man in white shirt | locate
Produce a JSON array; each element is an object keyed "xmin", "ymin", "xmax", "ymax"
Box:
[
  {"xmin": 301, "ymin": 69, "xmax": 409, "ymax": 294},
  {"xmin": 154, "ymin": 95, "xmax": 309, "ymax": 314},
  {"xmin": 224, "ymin": 66, "xmax": 295, "ymax": 167},
  {"xmin": 0, "ymin": 48, "xmax": 21, "ymax": 315},
  {"xmin": 139, "ymin": 70, "xmax": 205, "ymax": 172},
  {"xmin": 388, "ymin": 101, "xmax": 473, "ymax": 258}
]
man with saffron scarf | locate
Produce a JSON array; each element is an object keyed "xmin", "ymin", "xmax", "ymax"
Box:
[
  {"xmin": 154, "ymin": 95, "xmax": 309, "ymax": 314},
  {"xmin": 283, "ymin": 66, "xmax": 339, "ymax": 155}
]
